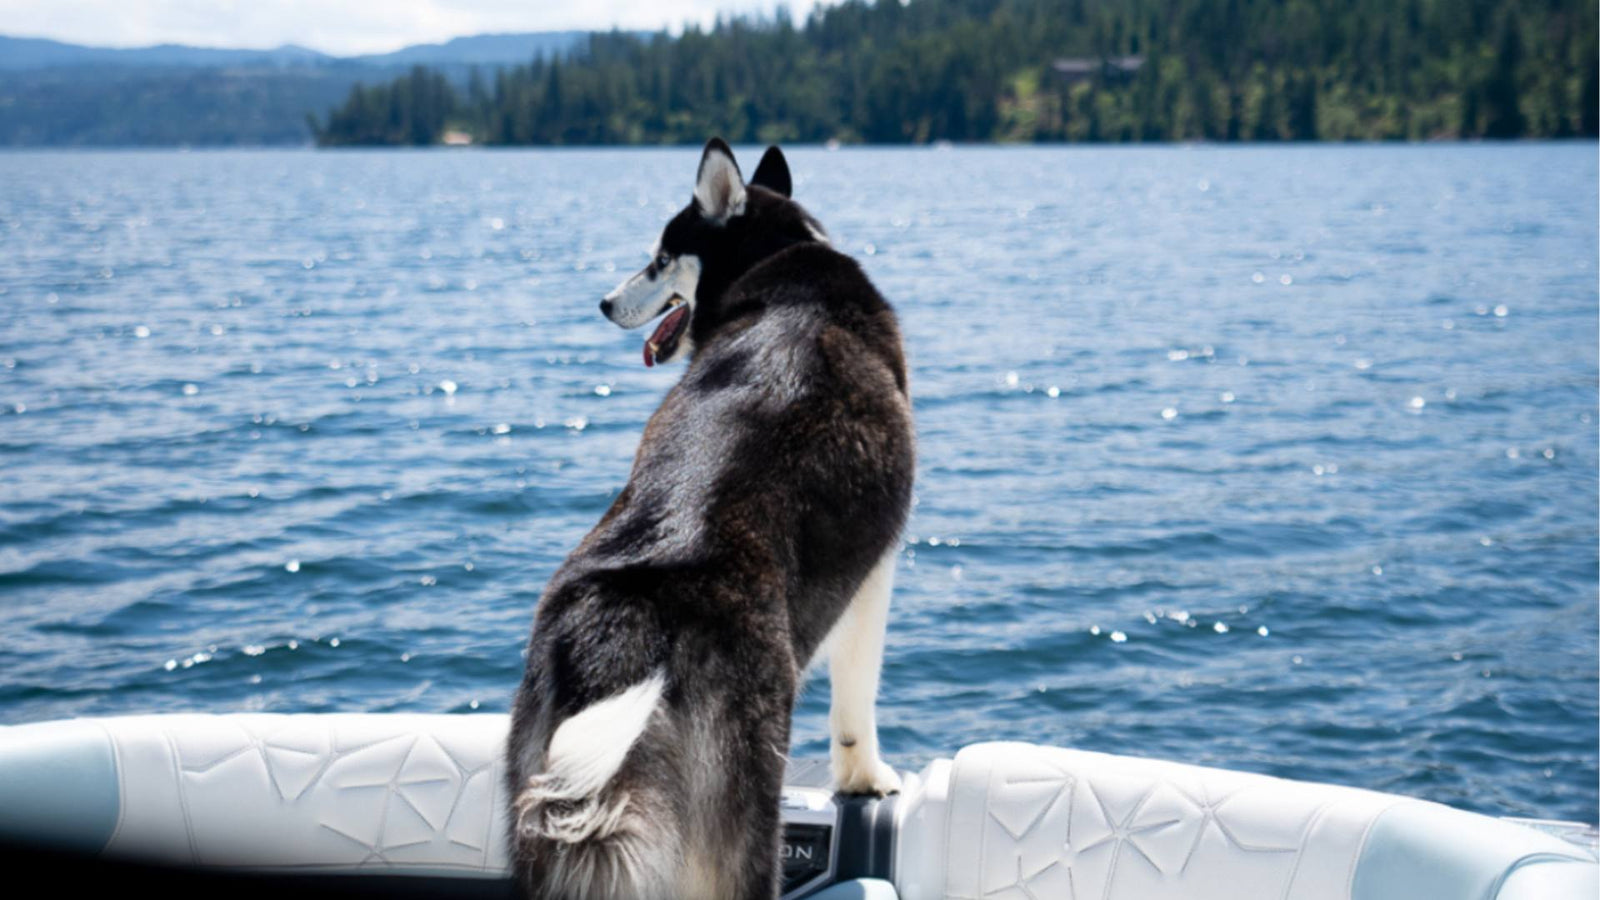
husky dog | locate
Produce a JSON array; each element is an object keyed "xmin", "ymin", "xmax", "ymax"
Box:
[{"xmin": 505, "ymin": 139, "xmax": 913, "ymax": 900}]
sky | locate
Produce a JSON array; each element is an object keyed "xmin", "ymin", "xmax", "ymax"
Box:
[{"xmin": 0, "ymin": 0, "xmax": 827, "ymax": 55}]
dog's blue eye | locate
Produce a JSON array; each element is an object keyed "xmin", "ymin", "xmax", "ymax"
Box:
[{"xmin": 656, "ymin": 253, "xmax": 671, "ymax": 269}]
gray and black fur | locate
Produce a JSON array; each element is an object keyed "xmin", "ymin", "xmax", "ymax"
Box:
[{"xmin": 505, "ymin": 140, "xmax": 914, "ymax": 899}]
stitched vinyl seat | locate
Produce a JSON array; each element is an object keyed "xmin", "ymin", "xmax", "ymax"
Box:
[
  {"xmin": 0, "ymin": 716, "xmax": 1593, "ymax": 898},
  {"xmin": 893, "ymin": 742, "xmax": 1597, "ymax": 900}
]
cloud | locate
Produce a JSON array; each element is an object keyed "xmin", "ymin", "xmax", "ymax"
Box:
[{"xmin": 0, "ymin": 0, "xmax": 823, "ymax": 55}]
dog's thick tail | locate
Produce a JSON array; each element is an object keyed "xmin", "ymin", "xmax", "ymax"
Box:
[{"xmin": 512, "ymin": 670, "xmax": 675, "ymax": 898}]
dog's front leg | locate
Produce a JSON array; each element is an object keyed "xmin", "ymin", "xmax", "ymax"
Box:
[{"xmin": 828, "ymin": 548, "xmax": 902, "ymax": 796}]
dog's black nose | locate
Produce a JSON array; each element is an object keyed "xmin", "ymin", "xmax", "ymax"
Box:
[{"xmin": 599, "ymin": 299, "xmax": 614, "ymax": 317}]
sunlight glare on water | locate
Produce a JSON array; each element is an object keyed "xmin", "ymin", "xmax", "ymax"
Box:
[{"xmin": 0, "ymin": 143, "xmax": 1595, "ymax": 824}]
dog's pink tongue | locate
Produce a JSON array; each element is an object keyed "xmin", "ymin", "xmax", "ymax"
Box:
[{"xmin": 643, "ymin": 305, "xmax": 689, "ymax": 367}]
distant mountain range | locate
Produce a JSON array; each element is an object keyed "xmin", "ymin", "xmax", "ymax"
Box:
[
  {"xmin": 0, "ymin": 32, "xmax": 592, "ymax": 71},
  {"xmin": 356, "ymin": 33, "xmax": 597, "ymax": 68},
  {"xmin": 0, "ymin": 31, "xmax": 602, "ymax": 146}
]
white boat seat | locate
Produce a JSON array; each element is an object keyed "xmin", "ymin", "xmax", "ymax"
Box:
[{"xmin": 0, "ymin": 715, "xmax": 1592, "ymax": 899}]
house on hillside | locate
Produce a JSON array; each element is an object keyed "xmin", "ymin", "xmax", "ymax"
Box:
[{"xmin": 1052, "ymin": 55, "xmax": 1144, "ymax": 84}]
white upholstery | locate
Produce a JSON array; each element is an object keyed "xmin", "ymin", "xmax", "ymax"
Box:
[
  {"xmin": 94, "ymin": 714, "xmax": 509, "ymax": 874},
  {"xmin": 0, "ymin": 716, "xmax": 1592, "ymax": 898},
  {"xmin": 1496, "ymin": 857, "xmax": 1600, "ymax": 900},
  {"xmin": 892, "ymin": 742, "xmax": 1596, "ymax": 900}
]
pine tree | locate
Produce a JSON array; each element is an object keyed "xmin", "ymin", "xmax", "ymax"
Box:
[{"xmin": 310, "ymin": 0, "xmax": 1597, "ymax": 147}]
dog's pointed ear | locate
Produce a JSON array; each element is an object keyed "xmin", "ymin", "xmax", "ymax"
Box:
[
  {"xmin": 694, "ymin": 137, "xmax": 746, "ymax": 225},
  {"xmin": 749, "ymin": 146, "xmax": 791, "ymax": 198}
]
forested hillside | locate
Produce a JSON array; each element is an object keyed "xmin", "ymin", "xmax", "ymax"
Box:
[{"xmin": 312, "ymin": 0, "xmax": 1598, "ymax": 146}]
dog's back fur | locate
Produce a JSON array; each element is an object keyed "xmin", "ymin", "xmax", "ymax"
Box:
[{"xmin": 507, "ymin": 143, "xmax": 912, "ymax": 899}]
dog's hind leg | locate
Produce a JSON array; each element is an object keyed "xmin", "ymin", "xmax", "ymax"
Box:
[
  {"xmin": 678, "ymin": 681, "xmax": 792, "ymax": 900},
  {"xmin": 827, "ymin": 548, "xmax": 902, "ymax": 796}
]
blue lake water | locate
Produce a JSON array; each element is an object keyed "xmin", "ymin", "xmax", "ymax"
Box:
[{"xmin": 0, "ymin": 144, "xmax": 1595, "ymax": 824}]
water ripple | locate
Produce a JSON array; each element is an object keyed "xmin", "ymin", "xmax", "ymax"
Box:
[{"xmin": 0, "ymin": 144, "xmax": 1594, "ymax": 823}]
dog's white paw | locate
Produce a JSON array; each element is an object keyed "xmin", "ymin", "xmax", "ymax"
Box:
[{"xmin": 832, "ymin": 750, "xmax": 901, "ymax": 797}]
